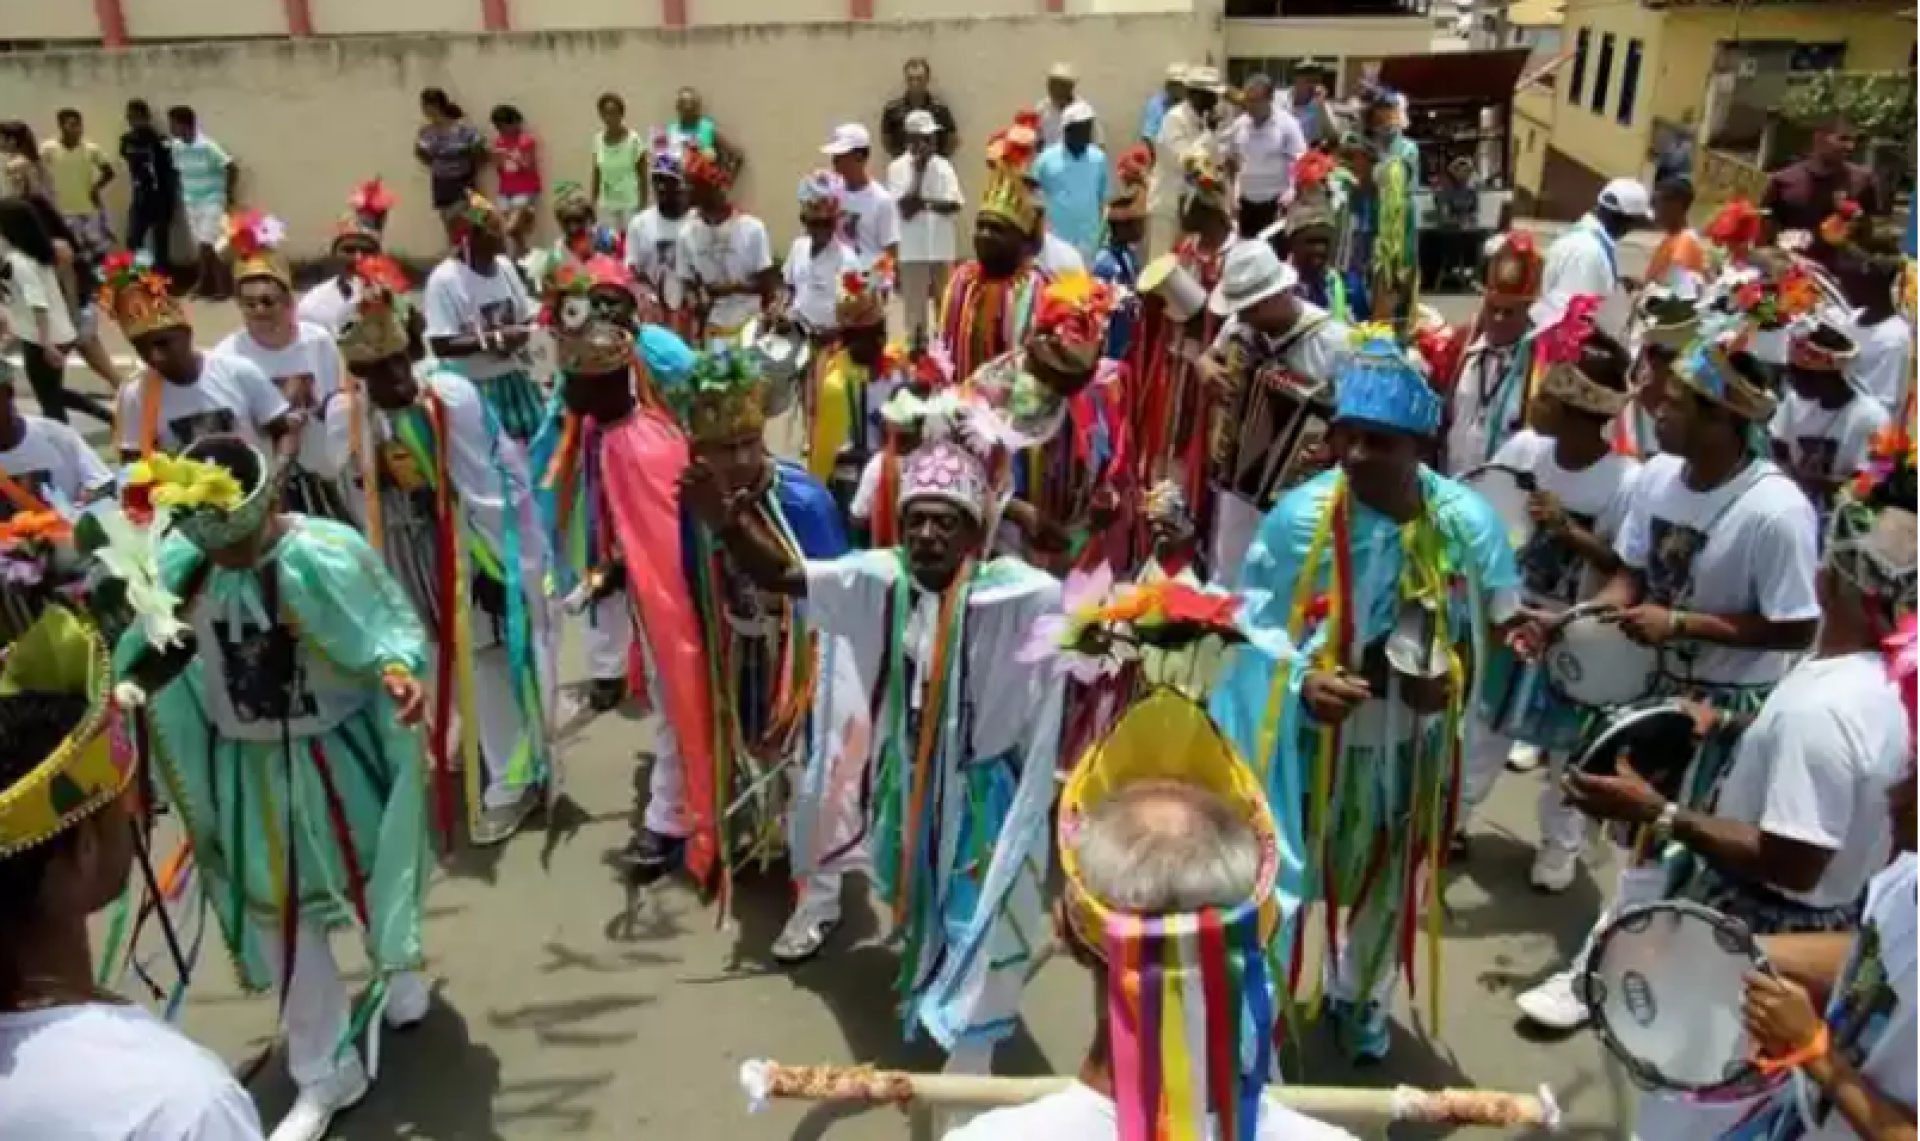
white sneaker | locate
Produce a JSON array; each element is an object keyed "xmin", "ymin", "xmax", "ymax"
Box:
[
  {"xmin": 770, "ymin": 900, "xmax": 842, "ymax": 966},
  {"xmin": 1506, "ymin": 744, "xmax": 1543, "ymax": 772},
  {"xmin": 384, "ymin": 970, "xmax": 431, "ymax": 1029},
  {"xmin": 1530, "ymin": 847, "xmax": 1580, "ymax": 893},
  {"xmin": 269, "ymin": 1056, "xmax": 369, "ymax": 1141},
  {"xmin": 1515, "ymin": 969, "xmax": 1588, "ymax": 1031}
]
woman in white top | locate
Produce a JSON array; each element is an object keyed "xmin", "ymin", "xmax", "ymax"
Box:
[{"xmin": 0, "ymin": 199, "xmax": 108, "ymax": 426}]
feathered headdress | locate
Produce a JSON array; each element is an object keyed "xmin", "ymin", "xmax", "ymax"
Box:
[
  {"xmin": 97, "ymin": 251, "xmax": 187, "ymax": 342},
  {"xmin": 980, "ymin": 111, "xmax": 1042, "ymax": 233},
  {"xmin": 226, "ymin": 208, "xmax": 291, "ymax": 289},
  {"xmin": 1533, "ymin": 294, "xmax": 1627, "ymax": 417}
]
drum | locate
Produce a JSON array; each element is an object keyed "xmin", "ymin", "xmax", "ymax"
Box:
[
  {"xmin": 1569, "ymin": 698, "xmax": 1698, "ymax": 802},
  {"xmin": 741, "ymin": 315, "xmax": 813, "ymax": 388},
  {"xmin": 1544, "ymin": 603, "xmax": 1658, "ymax": 708},
  {"xmin": 1582, "ymin": 900, "xmax": 1784, "ymax": 1101},
  {"xmin": 1461, "ymin": 464, "xmax": 1535, "ymax": 551},
  {"xmin": 1138, "ymin": 254, "xmax": 1207, "ymax": 322}
]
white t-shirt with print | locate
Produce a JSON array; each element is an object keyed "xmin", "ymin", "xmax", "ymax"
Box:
[
  {"xmin": 676, "ymin": 211, "xmax": 774, "ymax": 336},
  {"xmin": 214, "ymin": 322, "xmax": 345, "ymax": 475},
  {"xmin": 1770, "ymin": 388, "xmax": 1890, "ymax": 483},
  {"xmin": 1615, "ymin": 454, "xmax": 1819, "ymax": 687},
  {"xmin": 835, "ymin": 178, "xmax": 901, "ymax": 262},
  {"xmin": 116, "ymin": 353, "xmax": 289, "ymax": 456},
  {"xmin": 1711, "ymin": 652, "xmax": 1908, "ymax": 907},
  {"xmin": 294, "ymin": 278, "xmax": 357, "ymax": 336},
  {"xmin": 422, "ymin": 255, "xmax": 537, "ymax": 382},
  {"xmin": 0, "ymin": 414, "xmax": 112, "ymax": 517},
  {"xmin": 1490, "ymin": 429, "xmax": 1640, "ymax": 608},
  {"xmin": 625, "ymin": 207, "xmax": 686, "ymax": 298},
  {"xmin": 0, "ymin": 1002, "xmax": 265, "ymax": 1140},
  {"xmin": 1, "ymin": 250, "xmax": 76, "ymax": 347},
  {"xmin": 1802, "ymin": 852, "xmax": 1917, "ymax": 1141},
  {"xmin": 783, "ymin": 237, "xmax": 858, "ymax": 335},
  {"xmin": 886, "ymin": 153, "xmax": 963, "ymax": 265},
  {"xmin": 942, "ymin": 1081, "xmax": 1359, "ymax": 1141},
  {"xmin": 1849, "ymin": 312, "xmax": 1913, "ymax": 416}
]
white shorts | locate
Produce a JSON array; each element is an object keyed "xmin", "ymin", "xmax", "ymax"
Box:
[
  {"xmin": 498, "ymin": 192, "xmax": 538, "ymax": 212},
  {"xmin": 184, "ymin": 202, "xmax": 226, "ymax": 247}
]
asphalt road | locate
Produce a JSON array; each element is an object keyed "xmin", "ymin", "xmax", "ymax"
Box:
[{"xmin": 105, "ymin": 287, "xmax": 1644, "ymax": 1140}]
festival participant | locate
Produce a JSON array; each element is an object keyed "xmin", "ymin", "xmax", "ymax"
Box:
[
  {"xmin": 1517, "ymin": 334, "xmax": 1821, "ymax": 1033},
  {"xmin": 105, "ymin": 256, "xmax": 298, "ymax": 463},
  {"xmin": 1284, "ymin": 173, "xmax": 1350, "ymax": 323},
  {"xmin": 1843, "ymin": 240, "xmax": 1912, "ymax": 418},
  {"xmin": 325, "ymin": 259, "xmax": 557, "ymax": 846},
  {"xmin": 1209, "ymin": 327, "xmax": 1521, "ymax": 1062},
  {"xmin": 526, "ymin": 275, "xmax": 714, "ymax": 879},
  {"xmin": 1092, "ymin": 145, "xmax": 1150, "ymax": 363},
  {"xmin": 889, "ymin": 110, "xmax": 965, "ymax": 340},
  {"xmin": 298, "ymin": 180, "xmax": 396, "ymax": 335},
  {"xmin": 1348, "ymin": 88, "xmax": 1421, "ymax": 326},
  {"xmin": 423, "ymin": 192, "xmax": 545, "ymax": 446},
  {"xmin": 822, "ymin": 123, "xmax": 900, "ymax": 265},
  {"xmin": 781, "ymin": 170, "xmax": 857, "ymax": 339},
  {"xmin": 944, "ymin": 690, "xmax": 1355, "ymax": 1141},
  {"xmin": 1137, "ymin": 478, "xmax": 1203, "ymax": 584},
  {"xmin": 1568, "ymin": 442, "xmax": 1914, "ymax": 1141},
  {"xmin": 0, "ymin": 609, "xmax": 266, "ymax": 1140},
  {"xmin": 675, "ymin": 145, "xmax": 776, "ymax": 351},
  {"xmin": 1455, "ymin": 318, "xmax": 1640, "ymax": 887},
  {"xmin": 1771, "ymin": 317, "xmax": 1890, "ymax": 521},
  {"xmin": 938, "ymin": 113, "xmax": 1050, "ymax": 384},
  {"xmin": 214, "ymin": 209, "xmax": 354, "ymax": 522},
  {"xmin": 625, "ymin": 138, "xmax": 695, "ymax": 338},
  {"xmin": 1147, "ymin": 66, "xmax": 1223, "ymax": 261},
  {"xmin": 691, "ymin": 395, "xmax": 1063, "ymax": 1073},
  {"xmin": 1034, "ymin": 102, "xmax": 1108, "ymax": 265},
  {"xmin": 1761, "ymin": 115, "xmax": 1882, "ymax": 271},
  {"xmin": 807, "ymin": 259, "xmax": 903, "ymax": 495},
  {"xmin": 1440, "ymin": 233, "xmax": 1543, "ymax": 475},
  {"xmin": 635, "ymin": 349, "xmax": 847, "ymax": 904},
  {"xmin": 1646, "ymin": 178, "xmax": 1708, "ymax": 294},
  {"xmin": 1542, "ymin": 179, "xmax": 1650, "ymax": 303},
  {"xmin": 525, "ymin": 182, "xmax": 622, "ymax": 295},
  {"xmin": 1193, "ymin": 241, "xmax": 1351, "ymax": 580},
  {"xmin": 113, "ymin": 436, "xmax": 433, "ymax": 1141},
  {"xmin": 0, "ymin": 365, "xmax": 111, "ymax": 644}
]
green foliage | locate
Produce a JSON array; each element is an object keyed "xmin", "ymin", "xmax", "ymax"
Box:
[{"xmin": 1782, "ymin": 71, "xmax": 1915, "ymax": 140}]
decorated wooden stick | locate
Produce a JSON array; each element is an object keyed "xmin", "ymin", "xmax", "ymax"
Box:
[{"xmin": 739, "ymin": 1060, "xmax": 1562, "ymax": 1130}]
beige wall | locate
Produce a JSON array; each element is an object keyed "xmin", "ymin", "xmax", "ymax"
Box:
[
  {"xmin": 0, "ymin": 15, "xmax": 1210, "ymax": 259},
  {"xmin": 313, "ymin": 0, "xmax": 489, "ymax": 35},
  {"xmin": 0, "ymin": 0, "xmax": 98, "ymax": 40},
  {"xmin": 1511, "ymin": 85, "xmax": 1555, "ymax": 201},
  {"xmin": 1225, "ymin": 16, "xmax": 1435, "ymax": 62},
  {"xmin": 124, "ymin": 0, "xmax": 286, "ymax": 39}
]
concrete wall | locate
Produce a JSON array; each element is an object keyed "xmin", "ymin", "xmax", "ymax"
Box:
[
  {"xmin": 0, "ymin": 16, "xmax": 1212, "ymax": 259},
  {"xmin": 1224, "ymin": 15, "xmax": 1435, "ymax": 62},
  {"xmin": 1547, "ymin": 0, "xmax": 1915, "ymax": 191},
  {"xmin": 1510, "ymin": 85, "xmax": 1555, "ymax": 210}
]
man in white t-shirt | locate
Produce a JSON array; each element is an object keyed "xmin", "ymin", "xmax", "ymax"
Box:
[
  {"xmin": 782, "ymin": 170, "xmax": 858, "ymax": 338},
  {"xmin": 423, "ymin": 193, "xmax": 546, "ymax": 445},
  {"xmin": 0, "ymin": 617, "xmax": 266, "ymax": 1140},
  {"xmin": 888, "ymin": 110, "xmax": 964, "ymax": 340},
  {"xmin": 944, "ymin": 758, "xmax": 1355, "ymax": 1141},
  {"xmin": 1519, "ymin": 335, "xmax": 1821, "ymax": 1033},
  {"xmin": 1843, "ymin": 247, "xmax": 1912, "ymax": 417},
  {"xmin": 0, "ymin": 365, "xmax": 114, "ymax": 642},
  {"xmin": 1570, "ymin": 466, "xmax": 1915, "ymax": 1141},
  {"xmin": 1541, "ymin": 179, "xmax": 1650, "ymax": 305},
  {"xmin": 1221, "ymin": 73, "xmax": 1307, "ymax": 240},
  {"xmin": 821, "ymin": 122, "xmax": 899, "ymax": 266},
  {"xmin": 1770, "ymin": 318, "xmax": 1890, "ymax": 520},
  {"xmin": 625, "ymin": 142, "xmax": 694, "ymax": 335},
  {"xmin": 674, "ymin": 146, "xmax": 776, "ymax": 349}
]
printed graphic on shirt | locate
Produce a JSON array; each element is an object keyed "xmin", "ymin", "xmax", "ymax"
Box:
[
  {"xmin": 839, "ymin": 212, "xmax": 863, "ymax": 249},
  {"xmin": 380, "ymin": 438, "xmax": 428, "ymax": 495},
  {"xmin": 1519, "ymin": 510, "xmax": 1597, "ymax": 604},
  {"xmin": 274, "ymin": 372, "xmax": 318, "ymax": 411},
  {"xmin": 211, "ymin": 615, "xmax": 317, "ymax": 724},
  {"xmin": 0, "ymin": 469, "xmax": 51, "ymax": 521},
  {"xmin": 1793, "ymin": 436, "xmax": 1841, "ymax": 480},
  {"xmin": 1828, "ymin": 922, "xmax": 1898, "ymax": 1086},
  {"xmin": 1644, "ymin": 517, "xmax": 1706, "ymax": 606},
  {"xmin": 477, "ymin": 298, "xmax": 518, "ymax": 332},
  {"xmin": 167, "ymin": 409, "xmax": 238, "ymax": 450}
]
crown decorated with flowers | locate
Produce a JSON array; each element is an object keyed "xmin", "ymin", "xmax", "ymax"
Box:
[
  {"xmin": 444, "ymin": 190, "xmax": 502, "ymax": 240},
  {"xmin": 1706, "ymin": 198, "xmax": 1764, "ymax": 258},
  {"xmin": 97, "ymin": 251, "xmax": 187, "ymax": 341},
  {"xmin": 1180, "ymin": 142, "xmax": 1231, "ymax": 212},
  {"xmin": 334, "ymin": 179, "xmax": 393, "ymax": 250},
  {"xmin": 227, "ymin": 208, "xmax": 291, "ymax": 288},
  {"xmin": 0, "ymin": 606, "xmax": 133, "ymax": 859},
  {"xmin": 336, "ymin": 254, "xmax": 414, "ymax": 367},
  {"xmin": 1027, "ymin": 272, "xmax": 1117, "ymax": 376},
  {"xmin": 1674, "ymin": 331, "xmax": 1777, "ymax": 422},
  {"xmin": 980, "ymin": 111, "xmax": 1042, "ymax": 232},
  {"xmin": 664, "ymin": 347, "xmax": 769, "ymax": 443},
  {"xmin": 542, "ymin": 256, "xmax": 637, "ymax": 376},
  {"xmin": 835, "ymin": 253, "xmax": 894, "ymax": 329},
  {"xmin": 1828, "ymin": 421, "xmax": 1918, "ymax": 624},
  {"xmin": 684, "ymin": 143, "xmax": 732, "ymax": 192}
]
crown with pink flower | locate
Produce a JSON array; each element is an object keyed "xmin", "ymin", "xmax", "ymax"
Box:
[{"xmin": 898, "ymin": 396, "xmax": 1007, "ymax": 521}]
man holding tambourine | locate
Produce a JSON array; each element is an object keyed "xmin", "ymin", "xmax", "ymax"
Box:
[{"xmin": 1513, "ymin": 324, "xmax": 1826, "ymax": 1037}]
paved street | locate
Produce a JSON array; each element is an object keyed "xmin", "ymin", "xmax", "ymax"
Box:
[{"xmin": 96, "ymin": 285, "xmax": 1647, "ymax": 1140}]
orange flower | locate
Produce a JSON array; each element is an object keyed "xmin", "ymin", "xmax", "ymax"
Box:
[
  {"xmin": 0, "ymin": 511, "xmax": 71, "ymax": 544},
  {"xmin": 1096, "ymin": 584, "xmax": 1161, "ymax": 625},
  {"xmin": 1158, "ymin": 584, "xmax": 1238, "ymax": 628}
]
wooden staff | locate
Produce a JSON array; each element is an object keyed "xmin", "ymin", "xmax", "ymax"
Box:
[{"xmin": 740, "ymin": 1060, "xmax": 1562, "ymax": 1131}]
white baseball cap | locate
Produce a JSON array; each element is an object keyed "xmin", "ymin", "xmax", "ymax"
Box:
[
  {"xmin": 1061, "ymin": 100, "xmax": 1098, "ymax": 127},
  {"xmin": 904, "ymin": 109, "xmax": 940, "ymax": 136},
  {"xmin": 1166, "ymin": 63, "xmax": 1189, "ymax": 82},
  {"xmin": 1209, "ymin": 242, "xmax": 1300, "ymax": 317},
  {"xmin": 1049, "ymin": 62, "xmax": 1078, "ymax": 82},
  {"xmin": 821, "ymin": 123, "xmax": 872, "ymax": 156},
  {"xmin": 1183, "ymin": 65, "xmax": 1226, "ymax": 94},
  {"xmin": 1598, "ymin": 177, "xmax": 1653, "ymax": 219}
]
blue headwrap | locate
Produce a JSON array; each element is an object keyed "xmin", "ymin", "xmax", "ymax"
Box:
[
  {"xmin": 638, "ymin": 324, "xmax": 697, "ymax": 389},
  {"xmin": 1333, "ymin": 329, "xmax": 1443, "ymax": 436}
]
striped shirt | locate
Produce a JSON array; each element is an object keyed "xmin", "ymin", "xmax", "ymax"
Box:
[{"xmin": 168, "ymin": 133, "xmax": 232, "ymax": 209}]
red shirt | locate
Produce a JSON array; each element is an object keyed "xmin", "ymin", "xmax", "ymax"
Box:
[{"xmin": 492, "ymin": 132, "xmax": 541, "ymax": 198}]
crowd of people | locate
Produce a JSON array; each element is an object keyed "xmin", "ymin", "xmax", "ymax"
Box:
[{"xmin": 0, "ymin": 52, "xmax": 1914, "ymax": 1141}]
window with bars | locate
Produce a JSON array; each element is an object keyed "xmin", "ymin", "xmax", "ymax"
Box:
[
  {"xmin": 1569, "ymin": 27, "xmax": 1590, "ymax": 105},
  {"xmin": 1618, "ymin": 39, "xmax": 1644, "ymax": 125},
  {"xmin": 1591, "ymin": 32, "xmax": 1615, "ymax": 114}
]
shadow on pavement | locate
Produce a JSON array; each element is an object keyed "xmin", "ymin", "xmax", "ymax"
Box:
[{"xmin": 1442, "ymin": 828, "xmax": 1606, "ymax": 994}]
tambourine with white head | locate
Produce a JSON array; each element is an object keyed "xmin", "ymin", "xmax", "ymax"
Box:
[
  {"xmin": 1568, "ymin": 698, "xmax": 1697, "ymax": 801},
  {"xmin": 741, "ymin": 314, "xmax": 813, "ymax": 389},
  {"xmin": 1461, "ymin": 463, "xmax": 1536, "ymax": 552},
  {"xmin": 1137, "ymin": 254, "xmax": 1207, "ymax": 323},
  {"xmin": 1582, "ymin": 900, "xmax": 1785, "ymax": 1101},
  {"xmin": 1544, "ymin": 602, "xmax": 1658, "ymax": 709}
]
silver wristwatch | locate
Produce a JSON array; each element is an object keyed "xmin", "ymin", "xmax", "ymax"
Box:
[{"xmin": 1651, "ymin": 801, "xmax": 1680, "ymax": 844}]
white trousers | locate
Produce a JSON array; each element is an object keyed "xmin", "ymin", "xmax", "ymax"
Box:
[
  {"xmin": 1458, "ymin": 717, "xmax": 1588, "ymax": 854},
  {"xmin": 635, "ymin": 626, "xmax": 690, "ymax": 838},
  {"xmin": 471, "ymin": 644, "xmax": 531, "ymax": 810},
  {"xmin": 896, "ymin": 260, "xmax": 951, "ymax": 341},
  {"xmin": 269, "ymin": 922, "xmax": 428, "ymax": 1089},
  {"xmin": 583, "ymin": 588, "xmax": 632, "ymax": 683}
]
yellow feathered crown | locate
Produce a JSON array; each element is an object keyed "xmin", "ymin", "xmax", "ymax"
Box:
[
  {"xmin": 0, "ymin": 607, "xmax": 132, "ymax": 858},
  {"xmin": 979, "ymin": 111, "xmax": 1043, "ymax": 235}
]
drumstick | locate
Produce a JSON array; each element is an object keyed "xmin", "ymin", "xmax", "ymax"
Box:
[{"xmin": 738, "ymin": 1060, "xmax": 1563, "ymax": 1129}]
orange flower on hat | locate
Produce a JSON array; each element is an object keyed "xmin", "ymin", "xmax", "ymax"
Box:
[
  {"xmin": 1295, "ymin": 149, "xmax": 1337, "ymax": 192},
  {"xmin": 0, "ymin": 511, "xmax": 71, "ymax": 545},
  {"xmin": 1707, "ymin": 199, "xmax": 1763, "ymax": 252}
]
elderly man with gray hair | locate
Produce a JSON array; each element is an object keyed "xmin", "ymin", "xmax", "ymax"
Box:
[{"xmin": 945, "ymin": 688, "xmax": 1356, "ymax": 1141}]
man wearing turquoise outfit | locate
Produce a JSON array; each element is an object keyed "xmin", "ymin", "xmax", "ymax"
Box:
[
  {"xmin": 114, "ymin": 435, "xmax": 433, "ymax": 1141},
  {"xmin": 1209, "ymin": 329, "xmax": 1520, "ymax": 1063}
]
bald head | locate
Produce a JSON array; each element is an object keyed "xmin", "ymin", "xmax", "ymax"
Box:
[{"xmin": 1073, "ymin": 779, "xmax": 1261, "ymax": 916}]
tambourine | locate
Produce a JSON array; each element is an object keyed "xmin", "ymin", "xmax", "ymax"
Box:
[
  {"xmin": 1461, "ymin": 463, "xmax": 1535, "ymax": 552},
  {"xmin": 1568, "ymin": 698, "xmax": 1697, "ymax": 802},
  {"xmin": 1544, "ymin": 602, "xmax": 1659, "ymax": 709}
]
